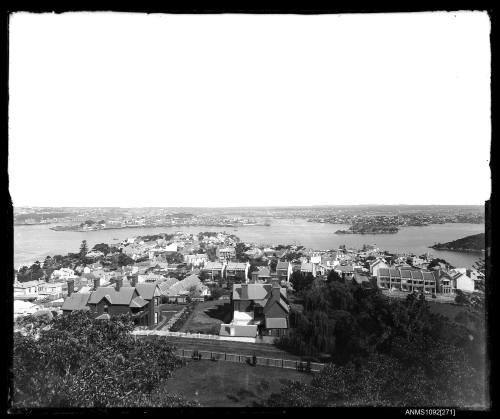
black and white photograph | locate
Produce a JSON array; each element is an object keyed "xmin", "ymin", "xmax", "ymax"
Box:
[{"xmin": 7, "ymin": 9, "xmax": 491, "ymax": 411}]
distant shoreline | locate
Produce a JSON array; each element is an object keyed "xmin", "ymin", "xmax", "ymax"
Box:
[
  {"xmin": 429, "ymin": 247, "xmax": 485, "ymax": 254},
  {"xmin": 49, "ymin": 223, "xmax": 271, "ymax": 232}
]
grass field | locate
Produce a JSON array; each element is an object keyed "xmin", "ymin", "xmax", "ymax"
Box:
[
  {"xmin": 154, "ymin": 335, "xmax": 303, "ymax": 360},
  {"xmin": 427, "ymin": 301, "xmax": 465, "ymax": 322},
  {"xmin": 158, "ymin": 304, "xmax": 185, "ymax": 324},
  {"xmin": 179, "ymin": 300, "xmax": 232, "ymax": 334},
  {"xmin": 162, "ymin": 359, "xmax": 312, "ymax": 407}
]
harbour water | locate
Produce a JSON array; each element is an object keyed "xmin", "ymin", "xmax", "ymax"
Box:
[{"xmin": 14, "ymin": 219, "xmax": 485, "ymax": 269}]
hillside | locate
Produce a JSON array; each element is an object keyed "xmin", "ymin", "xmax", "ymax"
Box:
[{"xmin": 430, "ymin": 233, "xmax": 485, "ymax": 252}]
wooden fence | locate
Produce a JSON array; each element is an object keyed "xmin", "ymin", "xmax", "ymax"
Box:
[
  {"xmin": 133, "ymin": 329, "xmax": 221, "ymax": 339},
  {"xmin": 175, "ymin": 348, "xmax": 325, "ymax": 373}
]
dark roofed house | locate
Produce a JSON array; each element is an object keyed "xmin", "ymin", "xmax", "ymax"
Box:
[
  {"xmin": 334, "ymin": 264, "xmax": 355, "ymax": 281},
  {"xmin": 224, "ymin": 280, "xmax": 290, "ymax": 339},
  {"xmin": 353, "ymin": 272, "xmax": 371, "ymax": 285},
  {"xmin": 61, "ymin": 293, "xmax": 91, "ymax": 314},
  {"xmin": 83, "ymin": 278, "xmax": 162, "ymax": 328}
]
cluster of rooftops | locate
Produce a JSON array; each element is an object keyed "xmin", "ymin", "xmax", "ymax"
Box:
[{"xmin": 61, "ymin": 278, "xmax": 159, "ymax": 314}]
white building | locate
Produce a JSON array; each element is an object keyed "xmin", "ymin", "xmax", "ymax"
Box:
[
  {"xmin": 51, "ymin": 268, "xmax": 78, "ymax": 281},
  {"xmin": 310, "ymin": 253, "xmax": 322, "ymax": 265},
  {"xmin": 14, "ymin": 280, "xmax": 42, "ymax": 298},
  {"xmin": 38, "ymin": 281, "xmax": 66, "ymax": 300},
  {"xmin": 450, "ymin": 268, "xmax": 475, "ymax": 292},
  {"xmin": 164, "ymin": 243, "xmax": 178, "ymax": 252},
  {"xmin": 369, "ymin": 258, "xmax": 389, "ymax": 277},
  {"xmin": 184, "ymin": 253, "xmax": 208, "ymax": 268}
]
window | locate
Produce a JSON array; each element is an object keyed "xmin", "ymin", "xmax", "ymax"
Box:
[
  {"xmin": 154, "ymin": 312, "xmax": 159, "ymax": 324},
  {"xmin": 103, "ymin": 304, "xmax": 109, "ymax": 313},
  {"xmin": 154, "ymin": 297, "xmax": 159, "ymax": 307}
]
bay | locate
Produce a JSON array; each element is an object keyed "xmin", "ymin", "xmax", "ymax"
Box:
[{"xmin": 14, "ymin": 219, "xmax": 485, "ymax": 269}]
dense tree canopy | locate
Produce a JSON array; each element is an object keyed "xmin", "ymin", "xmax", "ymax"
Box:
[
  {"xmin": 92, "ymin": 243, "xmax": 111, "ymax": 255},
  {"xmin": 326, "ymin": 269, "xmax": 342, "ymax": 284},
  {"xmin": 272, "ymin": 280, "xmax": 487, "ymax": 407},
  {"xmin": 13, "ymin": 312, "xmax": 195, "ymax": 408},
  {"xmin": 79, "ymin": 240, "xmax": 89, "ymax": 260},
  {"xmin": 290, "ymin": 271, "xmax": 314, "ymax": 294}
]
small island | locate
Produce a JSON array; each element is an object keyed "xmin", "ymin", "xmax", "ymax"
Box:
[
  {"xmin": 335, "ymin": 224, "xmax": 399, "ymax": 235},
  {"xmin": 430, "ymin": 233, "xmax": 485, "ymax": 252}
]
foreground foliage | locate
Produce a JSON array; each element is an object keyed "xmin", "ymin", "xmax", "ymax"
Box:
[
  {"xmin": 13, "ymin": 312, "xmax": 196, "ymax": 408},
  {"xmin": 273, "ymin": 279, "xmax": 487, "ymax": 407}
]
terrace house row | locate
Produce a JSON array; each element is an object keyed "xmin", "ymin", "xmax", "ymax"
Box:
[{"xmin": 377, "ymin": 268, "xmax": 438, "ymax": 294}]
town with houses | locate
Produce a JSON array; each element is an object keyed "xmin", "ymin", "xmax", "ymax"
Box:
[{"xmin": 14, "ymin": 230, "xmax": 485, "ymax": 342}]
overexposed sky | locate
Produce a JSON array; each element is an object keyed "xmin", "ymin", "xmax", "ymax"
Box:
[{"xmin": 9, "ymin": 11, "xmax": 491, "ymax": 207}]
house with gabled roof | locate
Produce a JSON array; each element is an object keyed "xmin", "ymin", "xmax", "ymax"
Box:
[
  {"xmin": 369, "ymin": 258, "xmax": 389, "ymax": 277},
  {"xmin": 83, "ymin": 277, "xmax": 161, "ymax": 328},
  {"xmin": 161, "ymin": 274, "xmax": 210, "ymax": 303},
  {"xmin": 220, "ymin": 280, "xmax": 290, "ymax": 339},
  {"xmin": 61, "ymin": 292, "xmax": 91, "ymax": 314},
  {"xmin": 448, "ymin": 269, "xmax": 475, "ymax": 293}
]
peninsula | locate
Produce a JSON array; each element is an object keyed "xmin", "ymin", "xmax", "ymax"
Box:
[{"xmin": 430, "ymin": 233, "xmax": 485, "ymax": 253}]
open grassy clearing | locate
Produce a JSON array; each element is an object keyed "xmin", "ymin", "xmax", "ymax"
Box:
[
  {"xmin": 142, "ymin": 335, "xmax": 304, "ymax": 360},
  {"xmin": 162, "ymin": 359, "xmax": 312, "ymax": 407},
  {"xmin": 427, "ymin": 301, "xmax": 467, "ymax": 322}
]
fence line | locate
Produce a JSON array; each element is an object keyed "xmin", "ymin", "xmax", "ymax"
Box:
[
  {"xmin": 133, "ymin": 329, "xmax": 221, "ymax": 340},
  {"xmin": 175, "ymin": 347, "xmax": 325, "ymax": 373}
]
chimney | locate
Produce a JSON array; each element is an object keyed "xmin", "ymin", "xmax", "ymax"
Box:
[
  {"xmin": 115, "ymin": 277, "xmax": 123, "ymax": 292},
  {"xmin": 241, "ymin": 283, "xmax": 248, "ymax": 300},
  {"xmin": 272, "ymin": 280, "xmax": 280, "ymax": 300},
  {"xmin": 67, "ymin": 279, "xmax": 74, "ymax": 297},
  {"xmin": 94, "ymin": 277, "xmax": 101, "ymax": 290}
]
